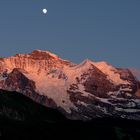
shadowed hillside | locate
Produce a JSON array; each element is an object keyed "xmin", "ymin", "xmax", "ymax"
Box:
[
  {"xmin": 0, "ymin": 89, "xmax": 67, "ymax": 122},
  {"xmin": 0, "ymin": 90, "xmax": 140, "ymax": 140}
]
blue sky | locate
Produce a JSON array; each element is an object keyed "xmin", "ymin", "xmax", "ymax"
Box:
[{"xmin": 0, "ymin": 0, "xmax": 140, "ymax": 70}]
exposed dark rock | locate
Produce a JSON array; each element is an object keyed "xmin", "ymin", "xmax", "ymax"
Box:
[
  {"xmin": 0, "ymin": 50, "xmax": 140, "ymax": 121},
  {"xmin": 82, "ymin": 66, "xmax": 116, "ymax": 98}
]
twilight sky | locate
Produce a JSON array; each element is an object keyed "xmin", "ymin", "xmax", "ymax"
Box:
[{"xmin": 0, "ymin": 0, "xmax": 140, "ymax": 70}]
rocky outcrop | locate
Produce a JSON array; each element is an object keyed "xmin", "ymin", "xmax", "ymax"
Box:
[{"xmin": 1, "ymin": 68, "xmax": 57, "ymax": 109}]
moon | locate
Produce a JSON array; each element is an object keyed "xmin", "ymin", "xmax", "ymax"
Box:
[{"xmin": 43, "ymin": 9, "xmax": 47, "ymax": 14}]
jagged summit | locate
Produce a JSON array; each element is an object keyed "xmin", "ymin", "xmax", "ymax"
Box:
[
  {"xmin": 0, "ymin": 50, "xmax": 111, "ymax": 70},
  {"xmin": 0, "ymin": 50, "xmax": 72, "ymax": 74},
  {"xmin": 0, "ymin": 50, "xmax": 140, "ymax": 120},
  {"xmin": 72, "ymin": 59, "xmax": 95, "ymax": 70},
  {"xmin": 30, "ymin": 50, "xmax": 60, "ymax": 60},
  {"xmin": 13, "ymin": 50, "xmax": 60, "ymax": 60},
  {"xmin": 80, "ymin": 59, "xmax": 94, "ymax": 65}
]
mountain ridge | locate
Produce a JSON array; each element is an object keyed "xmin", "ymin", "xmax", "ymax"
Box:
[{"xmin": 0, "ymin": 50, "xmax": 140, "ymax": 120}]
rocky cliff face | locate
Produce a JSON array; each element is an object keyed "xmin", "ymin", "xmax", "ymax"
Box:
[{"xmin": 0, "ymin": 50, "xmax": 140, "ymax": 120}]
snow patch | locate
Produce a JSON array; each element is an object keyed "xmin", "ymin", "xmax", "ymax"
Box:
[
  {"xmin": 115, "ymin": 107, "xmax": 140, "ymax": 113},
  {"xmin": 93, "ymin": 61, "xmax": 130, "ymax": 85},
  {"xmin": 24, "ymin": 72, "xmax": 76, "ymax": 113}
]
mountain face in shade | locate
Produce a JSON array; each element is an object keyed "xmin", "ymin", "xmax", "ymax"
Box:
[
  {"xmin": 0, "ymin": 89, "xmax": 67, "ymax": 122},
  {"xmin": 129, "ymin": 68, "xmax": 140, "ymax": 81},
  {"xmin": 0, "ymin": 50, "xmax": 140, "ymax": 120}
]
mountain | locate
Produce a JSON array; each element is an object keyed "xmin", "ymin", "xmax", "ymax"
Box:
[
  {"xmin": 0, "ymin": 50, "xmax": 140, "ymax": 120},
  {"xmin": 0, "ymin": 89, "xmax": 67, "ymax": 122},
  {"xmin": 130, "ymin": 68, "xmax": 140, "ymax": 80},
  {"xmin": 1, "ymin": 90, "xmax": 140, "ymax": 140}
]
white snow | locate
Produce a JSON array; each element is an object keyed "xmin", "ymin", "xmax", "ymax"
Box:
[
  {"xmin": 120, "ymin": 87, "xmax": 132, "ymax": 92},
  {"xmin": 96, "ymin": 105, "xmax": 108, "ymax": 114},
  {"xmin": 70, "ymin": 59, "xmax": 130, "ymax": 85},
  {"xmin": 115, "ymin": 107, "xmax": 140, "ymax": 113},
  {"xmin": 24, "ymin": 71, "xmax": 77, "ymax": 113},
  {"xmin": 0, "ymin": 51, "xmax": 137, "ymax": 114},
  {"xmin": 77, "ymin": 101, "xmax": 88, "ymax": 107},
  {"xmin": 93, "ymin": 61, "xmax": 130, "ymax": 85},
  {"xmin": 33, "ymin": 50, "xmax": 59, "ymax": 59},
  {"xmin": 71, "ymin": 84, "xmax": 90, "ymax": 97},
  {"xmin": 96, "ymin": 97, "xmax": 111, "ymax": 104}
]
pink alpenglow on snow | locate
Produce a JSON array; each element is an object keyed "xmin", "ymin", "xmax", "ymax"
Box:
[{"xmin": 0, "ymin": 50, "xmax": 140, "ymax": 121}]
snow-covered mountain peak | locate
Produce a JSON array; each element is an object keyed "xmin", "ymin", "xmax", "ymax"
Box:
[
  {"xmin": 72, "ymin": 59, "xmax": 94, "ymax": 69},
  {"xmin": 93, "ymin": 61, "xmax": 130, "ymax": 85},
  {"xmin": 29, "ymin": 50, "xmax": 60, "ymax": 60},
  {"xmin": 81, "ymin": 59, "xmax": 94, "ymax": 65},
  {"xmin": 0, "ymin": 50, "xmax": 72, "ymax": 75},
  {"xmin": 0, "ymin": 50, "xmax": 140, "ymax": 120},
  {"xmin": 129, "ymin": 68, "xmax": 140, "ymax": 81}
]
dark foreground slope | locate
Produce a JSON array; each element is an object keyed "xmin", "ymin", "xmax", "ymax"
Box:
[
  {"xmin": 0, "ymin": 90, "xmax": 140, "ymax": 140},
  {"xmin": 0, "ymin": 90, "xmax": 67, "ymax": 122}
]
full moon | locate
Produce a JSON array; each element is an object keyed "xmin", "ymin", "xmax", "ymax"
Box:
[{"xmin": 43, "ymin": 9, "xmax": 47, "ymax": 14}]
